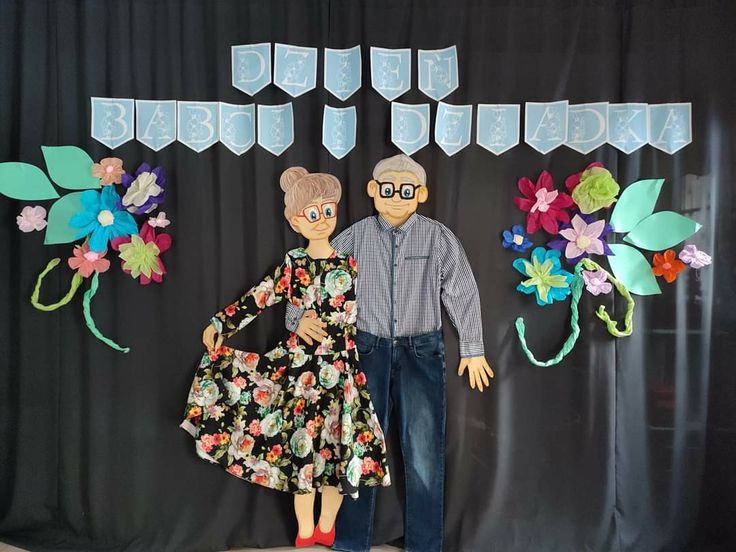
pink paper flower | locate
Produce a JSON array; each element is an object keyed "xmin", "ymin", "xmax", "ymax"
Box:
[
  {"xmin": 679, "ymin": 244, "xmax": 712, "ymax": 269},
  {"xmin": 16, "ymin": 205, "xmax": 47, "ymax": 232},
  {"xmin": 513, "ymin": 171, "xmax": 574, "ymax": 235},
  {"xmin": 110, "ymin": 221, "xmax": 172, "ymax": 285},
  {"xmin": 582, "ymin": 269, "xmax": 612, "ymax": 296},
  {"xmin": 67, "ymin": 242, "xmax": 111, "ymax": 278},
  {"xmin": 148, "ymin": 211, "xmax": 171, "ymax": 228},
  {"xmin": 558, "ymin": 214, "xmax": 607, "ymax": 259},
  {"xmin": 91, "ymin": 157, "xmax": 125, "ymax": 185}
]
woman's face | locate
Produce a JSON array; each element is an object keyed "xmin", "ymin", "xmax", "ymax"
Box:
[{"xmin": 289, "ymin": 196, "xmax": 338, "ymax": 240}]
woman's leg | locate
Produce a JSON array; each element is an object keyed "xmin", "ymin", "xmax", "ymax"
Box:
[
  {"xmin": 318, "ymin": 485, "xmax": 344, "ymax": 531},
  {"xmin": 294, "ymin": 490, "xmax": 317, "ymax": 538}
]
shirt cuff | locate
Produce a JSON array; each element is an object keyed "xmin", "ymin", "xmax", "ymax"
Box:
[
  {"xmin": 285, "ymin": 304, "xmax": 305, "ymax": 332},
  {"xmin": 210, "ymin": 317, "xmax": 223, "ymax": 334},
  {"xmin": 459, "ymin": 340, "xmax": 484, "ymax": 358}
]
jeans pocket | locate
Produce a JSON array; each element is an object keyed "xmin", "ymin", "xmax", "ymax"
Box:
[
  {"xmin": 356, "ymin": 335, "xmax": 375, "ymax": 356},
  {"xmin": 412, "ymin": 338, "xmax": 444, "ymax": 359}
]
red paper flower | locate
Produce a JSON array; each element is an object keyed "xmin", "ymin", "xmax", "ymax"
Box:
[
  {"xmin": 565, "ymin": 161, "xmax": 605, "ymax": 193},
  {"xmin": 513, "ymin": 170, "xmax": 574, "ymax": 234},
  {"xmin": 652, "ymin": 249, "xmax": 686, "ymax": 283},
  {"xmin": 110, "ymin": 221, "xmax": 172, "ymax": 284}
]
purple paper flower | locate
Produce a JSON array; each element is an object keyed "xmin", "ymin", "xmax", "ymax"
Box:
[
  {"xmin": 679, "ymin": 244, "xmax": 712, "ymax": 269},
  {"xmin": 502, "ymin": 224, "xmax": 533, "ymax": 252},
  {"xmin": 121, "ymin": 163, "xmax": 166, "ymax": 215},
  {"xmin": 548, "ymin": 212, "xmax": 613, "ymax": 264},
  {"xmin": 582, "ymin": 269, "xmax": 612, "ymax": 296}
]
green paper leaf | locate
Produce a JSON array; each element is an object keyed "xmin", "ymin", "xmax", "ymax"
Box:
[
  {"xmin": 623, "ymin": 211, "xmax": 702, "ymax": 251},
  {"xmin": 609, "ymin": 178, "xmax": 664, "ymax": 233},
  {"xmin": 0, "ymin": 162, "xmax": 60, "ymax": 200},
  {"xmin": 44, "ymin": 192, "xmax": 86, "ymax": 245},
  {"xmin": 41, "ymin": 146, "xmax": 100, "ymax": 190},
  {"xmin": 608, "ymin": 244, "xmax": 661, "ymax": 296}
]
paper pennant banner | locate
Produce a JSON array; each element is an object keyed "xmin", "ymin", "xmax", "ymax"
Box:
[
  {"xmin": 177, "ymin": 102, "xmax": 220, "ymax": 152},
  {"xmin": 608, "ymin": 243, "xmax": 662, "ymax": 296},
  {"xmin": 524, "ymin": 101, "xmax": 569, "ymax": 154},
  {"xmin": 136, "ymin": 100, "xmax": 177, "ymax": 152},
  {"xmin": 476, "ymin": 104, "xmax": 520, "ymax": 155},
  {"xmin": 648, "ymin": 103, "xmax": 692, "ymax": 154},
  {"xmin": 418, "ymin": 46, "xmax": 459, "ymax": 101},
  {"xmin": 257, "ymin": 103, "xmax": 294, "ymax": 156},
  {"xmin": 607, "ymin": 103, "xmax": 649, "ymax": 154},
  {"xmin": 219, "ymin": 103, "xmax": 256, "ymax": 155},
  {"xmin": 231, "ymin": 43, "xmax": 272, "ymax": 96},
  {"xmin": 566, "ymin": 102, "xmax": 608, "ymax": 154},
  {"xmin": 370, "ymin": 47, "xmax": 411, "ymax": 101},
  {"xmin": 324, "ymin": 46, "xmax": 361, "ymax": 101},
  {"xmin": 322, "ymin": 106, "xmax": 357, "ymax": 159},
  {"xmin": 391, "ymin": 102, "xmax": 430, "ymax": 156},
  {"xmin": 273, "ymin": 43, "xmax": 317, "ymax": 98},
  {"xmin": 91, "ymin": 97, "xmax": 134, "ymax": 149},
  {"xmin": 434, "ymin": 102, "xmax": 472, "ymax": 156}
]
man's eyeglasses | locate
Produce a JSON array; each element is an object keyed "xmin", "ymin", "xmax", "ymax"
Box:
[
  {"xmin": 374, "ymin": 181, "xmax": 424, "ymax": 200},
  {"xmin": 297, "ymin": 201, "xmax": 338, "ymax": 223}
]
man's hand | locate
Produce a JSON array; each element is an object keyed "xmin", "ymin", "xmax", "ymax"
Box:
[
  {"xmin": 202, "ymin": 323, "xmax": 223, "ymax": 351},
  {"xmin": 458, "ymin": 356, "xmax": 495, "ymax": 392},
  {"xmin": 295, "ymin": 310, "xmax": 328, "ymax": 345}
]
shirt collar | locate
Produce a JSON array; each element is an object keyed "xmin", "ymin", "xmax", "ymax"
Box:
[{"xmin": 376, "ymin": 213, "xmax": 418, "ymax": 233}]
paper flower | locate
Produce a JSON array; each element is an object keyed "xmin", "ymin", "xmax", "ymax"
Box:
[
  {"xmin": 111, "ymin": 222, "xmax": 172, "ymax": 284},
  {"xmin": 502, "ymin": 224, "xmax": 533, "ymax": 252},
  {"xmin": 121, "ymin": 163, "xmax": 166, "ymax": 215},
  {"xmin": 582, "ymin": 269, "xmax": 612, "ymax": 296},
  {"xmin": 567, "ymin": 164, "xmax": 620, "ymax": 214},
  {"xmin": 70, "ymin": 186, "xmax": 139, "ymax": 252},
  {"xmin": 512, "ymin": 247, "xmax": 574, "ymax": 306},
  {"xmin": 652, "ymin": 249, "xmax": 686, "ymax": 283},
  {"xmin": 91, "ymin": 157, "xmax": 125, "ymax": 185},
  {"xmin": 554, "ymin": 214, "xmax": 609, "ymax": 261},
  {"xmin": 513, "ymin": 171, "xmax": 573, "ymax": 235},
  {"xmin": 67, "ymin": 242, "xmax": 111, "ymax": 277},
  {"xmin": 565, "ymin": 161, "xmax": 604, "ymax": 193},
  {"xmin": 16, "ymin": 205, "xmax": 47, "ymax": 232},
  {"xmin": 679, "ymin": 244, "xmax": 712, "ymax": 269},
  {"xmin": 148, "ymin": 211, "xmax": 171, "ymax": 228},
  {"xmin": 548, "ymin": 213, "xmax": 613, "ymax": 264}
]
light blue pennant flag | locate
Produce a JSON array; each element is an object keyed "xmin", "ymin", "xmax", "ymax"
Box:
[
  {"xmin": 322, "ymin": 106, "xmax": 356, "ymax": 159},
  {"xmin": 391, "ymin": 102, "xmax": 430, "ymax": 156},
  {"xmin": 607, "ymin": 103, "xmax": 649, "ymax": 154},
  {"xmin": 524, "ymin": 101, "xmax": 569, "ymax": 154},
  {"xmin": 91, "ymin": 97, "xmax": 134, "ymax": 149},
  {"xmin": 136, "ymin": 100, "xmax": 177, "ymax": 152},
  {"xmin": 219, "ymin": 103, "xmax": 255, "ymax": 155},
  {"xmin": 324, "ymin": 46, "xmax": 361, "ymax": 101},
  {"xmin": 565, "ymin": 102, "xmax": 608, "ymax": 154},
  {"xmin": 418, "ymin": 46, "xmax": 459, "ymax": 101},
  {"xmin": 434, "ymin": 102, "xmax": 472, "ymax": 156},
  {"xmin": 648, "ymin": 103, "xmax": 692, "ymax": 154},
  {"xmin": 273, "ymin": 43, "xmax": 317, "ymax": 98},
  {"xmin": 257, "ymin": 103, "xmax": 294, "ymax": 156},
  {"xmin": 177, "ymin": 102, "xmax": 220, "ymax": 152},
  {"xmin": 231, "ymin": 43, "xmax": 272, "ymax": 96},
  {"xmin": 370, "ymin": 47, "xmax": 411, "ymax": 101},
  {"xmin": 476, "ymin": 104, "xmax": 520, "ymax": 155}
]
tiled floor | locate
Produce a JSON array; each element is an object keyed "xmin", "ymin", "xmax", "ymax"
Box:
[{"xmin": 1, "ymin": 541, "xmax": 400, "ymax": 552}]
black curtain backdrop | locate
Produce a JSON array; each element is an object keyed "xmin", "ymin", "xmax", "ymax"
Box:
[{"xmin": 1, "ymin": 1, "xmax": 734, "ymax": 551}]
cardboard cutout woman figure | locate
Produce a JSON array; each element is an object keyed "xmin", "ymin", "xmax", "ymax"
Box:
[{"xmin": 180, "ymin": 167, "xmax": 390, "ymax": 548}]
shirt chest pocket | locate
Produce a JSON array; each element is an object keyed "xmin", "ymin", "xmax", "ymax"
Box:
[{"xmin": 404, "ymin": 255, "xmax": 430, "ymax": 260}]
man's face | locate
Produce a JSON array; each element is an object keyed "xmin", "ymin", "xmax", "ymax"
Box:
[{"xmin": 367, "ymin": 170, "xmax": 428, "ymax": 222}]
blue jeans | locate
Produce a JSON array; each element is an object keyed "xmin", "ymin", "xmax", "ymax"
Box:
[{"xmin": 335, "ymin": 330, "xmax": 447, "ymax": 552}]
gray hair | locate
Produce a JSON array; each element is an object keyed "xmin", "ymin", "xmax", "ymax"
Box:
[{"xmin": 372, "ymin": 154, "xmax": 426, "ymax": 185}]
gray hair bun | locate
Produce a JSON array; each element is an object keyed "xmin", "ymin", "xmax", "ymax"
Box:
[{"xmin": 280, "ymin": 167, "xmax": 310, "ymax": 192}]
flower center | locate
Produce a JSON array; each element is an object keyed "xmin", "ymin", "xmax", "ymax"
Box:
[
  {"xmin": 97, "ymin": 210, "xmax": 114, "ymax": 226},
  {"xmin": 663, "ymin": 262, "xmax": 672, "ymax": 270},
  {"xmin": 105, "ymin": 165, "xmax": 114, "ymax": 174},
  {"xmin": 531, "ymin": 188, "xmax": 558, "ymax": 213},
  {"xmin": 513, "ymin": 234, "xmax": 524, "ymax": 245},
  {"xmin": 83, "ymin": 251, "xmax": 101, "ymax": 262},
  {"xmin": 576, "ymin": 235, "xmax": 591, "ymax": 249}
]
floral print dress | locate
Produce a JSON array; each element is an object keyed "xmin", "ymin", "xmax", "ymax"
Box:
[{"xmin": 181, "ymin": 248, "xmax": 390, "ymax": 497}]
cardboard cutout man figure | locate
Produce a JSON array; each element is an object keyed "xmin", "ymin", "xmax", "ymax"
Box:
[{"xmin": 286, "ymin": 154, "xmax": 493, "ymax": 552}]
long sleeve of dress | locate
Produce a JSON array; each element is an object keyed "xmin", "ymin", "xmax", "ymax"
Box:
[{"xmin": 211, "ymin": 255, "xmax": 292, "ymax": 339}]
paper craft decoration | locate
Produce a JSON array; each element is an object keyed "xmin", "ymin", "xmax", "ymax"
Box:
[
  {"xmin": 524, "ymin": 101, "xmax": 569, "ymax": 154},
  {"xmin": 476, "ymin": 104, "xmax": 520, "ymax": 155},
  {"xmin": 17, "ymin": 206, "xmax": 48, "ymax": 232},
  {"xmin": 257, "ymin": 103, "xmax": 294, "ymax": 156},
  {"xmin": 231, "ymin": 43, "xmax": 272, "ymax": 96},
  {"xmin": 370, "ymin": 47, "xmax": 411, "ymax": 101},
  {"xmin": 648, "ymin": 103, "xmax": 692, "ymax": 154},
  {"xmin": 391, "ymin": 102, "xmax": 430, "ymax": 156},
  {"xmin": 91, "ymin": 97, "xmax": 135, "ymax": 148},
  {"xmin": 324, "ymin": 46, "xmax": 361, "ymax": 101},
  {"xmin": 512, "ymin": 247, "xmax": 573, "ymax": 306},
  {"xmin": 0, "ymin": 163, "xmax": 60, "ymax": 200},
  {"xmin": 219, "ymin": 103, "xmax": 256, "ymax": 155},
  {"xmin": 434, "ymin": 102, "xmax": 472, "ymax": 156},
  {"xmin": 44, "ymin": 191, "xmax": 87, "ymax": 245},
  {"xmin": 136, "ymin": 100, "xmax": 177, "ymax": 152},
  {"xmin": 566, "ymin": 103, "xmax": 608, "ymax": 154},
  {"xmin": 513, "ymin": 170, "xmax": 573, "ymax": 234},
  {"xmin": 322, "ymin": 106, "xmax": 357, "ymax": 159},
  {"xmin": 608, "ymin": 178, "xmax": 664, "ymax": 232},
  {"xmin": 607, "ymin": 103, "xmax": 649, "ymax": 154},
  {"xmin": 607, "ymin": 243, "xmax": 661, "ymax": 295},
  {"xmin": 177, "ymin": 102, "xmax": 220, "ymax": 153},
  {"xmin": 273, "ymin": 43, "xmax": 318, "ymax": 97},
  {"xmin": 418, "ymin": 46, "xmax": 459, "ymax": 101},
  {"xmin": 623, "ymin": 211, "xmax": 702, "ymax": 251},
  {"xmin": 651, "ymin": 249, "xmax": 686, "ymax": 283},
  {"xmin": 679, "ymin": 244, "xmax": 712, "ymax": 269}
]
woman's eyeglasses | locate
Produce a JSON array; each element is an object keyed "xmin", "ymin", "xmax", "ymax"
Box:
[
  {"xmin": 297, "ymin": 201, "xmax": 338, "ymax": 223},
  {"xmin": 374, "ymin": 181, "xmax": 423, "ymax": 200}
]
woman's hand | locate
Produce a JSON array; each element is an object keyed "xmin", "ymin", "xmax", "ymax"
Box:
[
  {"xmin": 295, "ymin": 310, "xmax": 328, "ymax": 345},
  {"xmin": 202, "ymin": 323, "xmax": 223, "ymax": 351}
]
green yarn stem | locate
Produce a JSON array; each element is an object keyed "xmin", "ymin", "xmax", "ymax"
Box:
[
  {"xmin": 580, "ymin": 258, "xmax": 635, "ymax": 337},
  {"xmin": 31, "ymin": 258, "xmax": 84, "ymax": 311},
  {"xmin": 82, "ymin": 272, "xmax": 130, "ymax": 353},
  {"xmin": 514, "ymin": 262, "xmax": 585, "ymax": 367}
]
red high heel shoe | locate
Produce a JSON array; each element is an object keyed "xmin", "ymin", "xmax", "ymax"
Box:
[
  {"xmin": 314, "ymin": 523, "xmax": 336, "ymax": 547},
  {"xmin": 295, "ymin": 530, "xmax": 316, "ymax": 548}
]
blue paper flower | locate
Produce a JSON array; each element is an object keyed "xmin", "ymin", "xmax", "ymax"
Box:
[
  {"xmin": 502, "ymin": 224, "xmax": 533, "ymax": 252},
  {"xmin": 70, "ymin": 186, "xmax": 138, "ymax": 252},
  {"xmin": 512, "ymin": 247, "xmax": 574, "ymax": 306}
]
